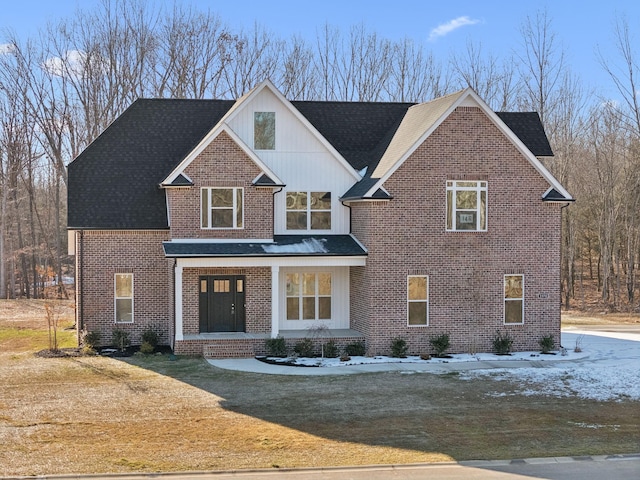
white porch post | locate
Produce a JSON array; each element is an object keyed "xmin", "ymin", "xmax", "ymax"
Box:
[
  {"xmin": 271, "ymin": 265, "xmax": 279, "ymax": 338},
  {"xmin": 175, "ymin": 263, "xmax": 184, "ymax": 341}
]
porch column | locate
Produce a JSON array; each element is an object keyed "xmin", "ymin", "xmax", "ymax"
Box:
[
  {"xmin": 175, "ymin": 263, "xmax": 184, "ymax": 341},
  {"xmin": 271, "ymin": 265, "xmax": 279, "ymax": 338}
]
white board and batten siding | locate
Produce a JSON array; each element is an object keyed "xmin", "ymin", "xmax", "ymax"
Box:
[
  {"xmin": 227, "ymin": 88, "xmax": 358, "ymax": 235},
  {"xmin": 278, "ymin": 266, "xmax": 350, "ymax": 331}
]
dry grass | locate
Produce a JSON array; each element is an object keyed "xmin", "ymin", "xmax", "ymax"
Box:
[{"xmin": 0, "ymin": 300, "xmax": 638, "ymax": 476}]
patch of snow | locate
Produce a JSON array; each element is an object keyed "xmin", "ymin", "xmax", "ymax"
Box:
[
  {"xmin": 262, "ymin": 238, "xmax": 328, "ymax": 254},
  {"xmin": 461, "ymin": 331, "xmax": 640, "ymax": 402},
  {"xmin": 262, "ymin": 330, "xmax": 640, "ymax": 402}
]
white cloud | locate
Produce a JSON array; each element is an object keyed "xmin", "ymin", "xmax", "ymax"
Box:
[
  {"xmin": 0, "ymin": 43, "xmax": 16, "ymax": 55},
  {"xmin": 42, "ymin": 49, "xmax": 88, "ymax": 78},
  {"xmin": 428, "ymin": 16, "xmax": 480, "ymax": 42}
]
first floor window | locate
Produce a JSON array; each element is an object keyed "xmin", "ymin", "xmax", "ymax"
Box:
[
  {"xmin": 201, "ymin": 187, "xmax": 243, "ymax": 229},
  {"xmin": 504, "ymin": 274, "xmax": 524, "ymax": 324},
  {"xmin": 286, "ymin": 272, "xmax": 332, "ymax": 320},
  {"xmin": 115, "ymin": 273, "xmax": 133, "ymax": 323},
  {"xmin": 407, "ymin": 275, "xmax": 429, "ymax": 325},
  {"xmin": 446, "ymin": 180, "xmax": 487, "ymax": 231},
  {"xmin": 286, "ymin": 191, "xmax": 331, "ymax": 230}
]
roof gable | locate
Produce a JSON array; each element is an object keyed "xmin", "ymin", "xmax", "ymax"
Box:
[{"xmin": 361, "ymin": 88, "xmax": 572, "ymax": 201}]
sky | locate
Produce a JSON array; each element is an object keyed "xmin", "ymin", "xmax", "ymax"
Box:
[{"xmin": 2, "ymin": 0, "xmax": 640, "ymax": 100}]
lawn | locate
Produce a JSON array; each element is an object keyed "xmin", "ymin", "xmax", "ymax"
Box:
[{"xmin": 0, "ymin": 300, "xmax": 638, "ymax": 476}]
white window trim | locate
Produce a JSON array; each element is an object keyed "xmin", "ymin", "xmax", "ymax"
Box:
[
  {"xmin": 446, "ymin": 180, "xmax": 488, "ymax": 232},
  {"xmin": 504, "ymin": 274, "xmax": 524, "ymax": 325},
  {"xmin": 201, "ymin": 187, "xmax": 244, "ymax": 230},
  {"xmin": 285, "ymin": 191, "xmax": 332, "ymax": 232},
  {"xmin": 407, "ymin": 275, "xmax": 429, "ymax": 327},
  {"xmin": 114, "ymin": 273, "xmax": 134, "ymax": 324},
  {"xmin": 285, "ymin": 272, "xmax": 332, "ymax": 322}
]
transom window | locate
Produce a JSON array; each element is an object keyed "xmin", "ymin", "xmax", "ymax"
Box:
[
  {"xmin": 504, "ymin": 274, "xmax": 524, "ymax": 324},
  {"xmin": 446, "ymin": 180, "xmax": 487, "ymax": 231},
  {"xmin": 201, "ymin": 187, "xmax": 243, "ymax": 229},
  {"xmin": 114, "ymin": 273, "xmax": 133, "ymax": 323},
  {"xmin": 286, "ymin": 191, "xmax": 331, "ymax": 230},
  {"xmin": 407, "ymin": 275, "xmax": 429, "ymax": 326},
  {"xmin": 254, "ymin": 112, "xmax": 275, "ymax": 150},
  {"xmin": 286, "ymin": 272, "xmax": 332, "ymax": 321}
]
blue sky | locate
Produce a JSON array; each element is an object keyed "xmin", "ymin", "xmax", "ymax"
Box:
[{"xmin": 2, "ymin": 0, "xmax": 640, "ymax": 99}]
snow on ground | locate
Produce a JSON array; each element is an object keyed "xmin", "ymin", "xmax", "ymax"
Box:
[
  {"xmin": 266, "ymin": 330, "xmax": 640, "ymax": 402},
  {"xmin": 465, "ymin": 331, "xmax": 640, "ymax": 402}
]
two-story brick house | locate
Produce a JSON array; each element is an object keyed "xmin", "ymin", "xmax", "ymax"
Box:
[{"xmin": 67, "ymin": 80, "xmax": 572, "ymax": 357}]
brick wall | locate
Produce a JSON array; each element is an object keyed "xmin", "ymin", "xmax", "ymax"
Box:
[
  {"xmin": 351, "ymin": 106, "xmax": 562, "ymax": 355},
  {"xmin": 77, "ymin": 230, "xmax": 171, "ymax": 346},
  {"xmin": 168, "ymin": 131, "xmax": 273, "ymax": 240}
]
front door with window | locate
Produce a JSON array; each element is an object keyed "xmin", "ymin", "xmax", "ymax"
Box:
[{"xmin": 199, "ymin": 275, "xmax": 246, "ymax": 332}]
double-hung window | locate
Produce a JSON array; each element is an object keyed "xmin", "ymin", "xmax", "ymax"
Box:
[
  {"xmin": 286, "ymin": 191, "xmax": 331, "ymax": 230},
  {"xmin": 407, "ymin": 275, "xmax": 429, "ymax": 326},
  {"xmin": 286, "ymin": 272, "xmax": 332, "ymax": 321},
  {"xmin": 504, "ymin": 274, "xmax": 524, "ymax": 324},
  {"xmin": 114, "ymin": 273, "xmax": 133, "ymax": 323},
  {"xmin": 201, "ymin": 187, "xmax": 243, "ymax": 229},
  {"xmin": 446, "ymin": 180, "xmax": 487, "ymax": 231}
]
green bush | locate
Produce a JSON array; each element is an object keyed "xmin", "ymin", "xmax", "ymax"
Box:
[
  {"xmin": 265, "ymin": 336, "xmax": 288, "ymax": 357},
  {"xmin": 430, "ymin": 333, "xmax": 451, "ymax": 357},
  {"xmin": 141, "ymin": 326, "xmax": 159, "ymax": 347},
  {"xmin": 139, "ymin": 341, "xmax": 155, "ymax": 354},
  {"xmin": 390, "ymin": 337, "xmax": 408, "ymax": 358},
  {"xmin": 81, "ymin": 330, "xmax": 100, "ymax": 349},
  {"xmin": 539, "ymin": 334, "xmax": 555, "ymax": 354},
  {"xmin": 492, "ymin": 331, "xmax": 514, "ymax": 355},
  {"xmin": 293, "ymin": 338, "xmax": 315, "ymax": 357},
  {"xmin": 322, "ymin": 339, "xmax": 339, "ymax": 358},
  {"xmin": 112, "ymin": 329, "xmax": 131, "ymax": 352},
  {"xmin": 345, "ymin": 340, "xmax": 366, "ymax": 356}
]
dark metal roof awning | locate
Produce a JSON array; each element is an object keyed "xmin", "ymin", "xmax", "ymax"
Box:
[
  {"xmin": 542, "ymin": 188, "xmax": 574, "ymax": 202},
  {"xmin": 163, "ymin": 235, "xmax": 367, "ymax": 258}
]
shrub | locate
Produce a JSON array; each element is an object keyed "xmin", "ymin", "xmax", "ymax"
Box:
[
  {"xmin": 390, "ymin": 337, "xmax": 408, "ymax": 358},
  {"xmin": 430, "ymin": 333, "xmax": 451, "ymax": 357},
  {"xmin": 265, "ymin": 336, "xmax": 287, "ymax": 357},
  {"xmin": 293, "ymin": 338, "xmax": 315, "ymax": 357},
  {"xmin": 81, "ymin": 330, "xmax": 100, "ymax": 349},
  {"xmin": 322, "ymin": 339, "xmax": 339, "ymax": 358},
  {"xmin": 141, "ymin": 326, "xmax": 160, "ymax": 347},
  {"xmin": 539, "ymin": 334, "xmax": 555, "ymax": 354},
  {"xmin": 345, "ymin": 340, "xmax": 366, "ymax": 356},
  {"xmin": 492, "ymin": 331, "xmax": 514, "ymax": 355},
  {"xmin": 112, "ymin": 329, "xmax": 131, "ymax": 352},
  {"xmin": 139, "ymin": 341, "xmax": 155, "ymax": 354}
]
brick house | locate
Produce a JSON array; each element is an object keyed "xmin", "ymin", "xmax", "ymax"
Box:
[{"xmin": 67, "ymin": 80, "xmax": 573, "ymax": 357}]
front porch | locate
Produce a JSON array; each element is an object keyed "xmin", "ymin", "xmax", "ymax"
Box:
[{"xmin": 177, "ymin": 329, "xmax": 365, "ymax": 358}]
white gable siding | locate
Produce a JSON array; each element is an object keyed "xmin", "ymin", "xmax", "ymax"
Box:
[{"xmin": 227, "ymin": 88, "xmax": 356, "ymax": 234}]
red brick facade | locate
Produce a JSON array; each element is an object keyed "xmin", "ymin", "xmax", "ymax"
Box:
[
  {"xmin": 76, "ymin": 104, "xmax": 563, "ymax": 358},
  {"xmin": 351, "ymin": 107, "xmax": 562, "ymax": 355}
]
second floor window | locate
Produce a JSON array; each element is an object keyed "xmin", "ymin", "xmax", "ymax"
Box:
[
  {"xmin": 286, "ymin": 191, "xmax": 331, "ymax": 230},
  {"xmin": 201, "ymin": 187, "xmax": 243, "ymax": 229},
  {"xmin": 254, "ymin": 112, "xmax": 275, "ymax": 150},
  {"xmin": 446, "ymin": 180, "xmax": 487, "ymax": 231}
]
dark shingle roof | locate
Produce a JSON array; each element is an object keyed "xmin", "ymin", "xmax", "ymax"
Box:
[
  {"xmin": 67, "ymin": 99, "xmax": 234, "ymax": 229},
  {"xmin": 68, "ymin": 98, "xmax": 553, "ymax": 229},
  {"xmin": 163, "ymin": 235, "xmax": 367, "ymax": 257},
  {"xmin": 496, "ymin": 112, "xmax": 553, "ymax": 157}
]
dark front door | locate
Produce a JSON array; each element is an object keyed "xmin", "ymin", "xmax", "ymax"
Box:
[{"xmin": 199, "ymin": 275, "xmax": 246, "ymax": 333}]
